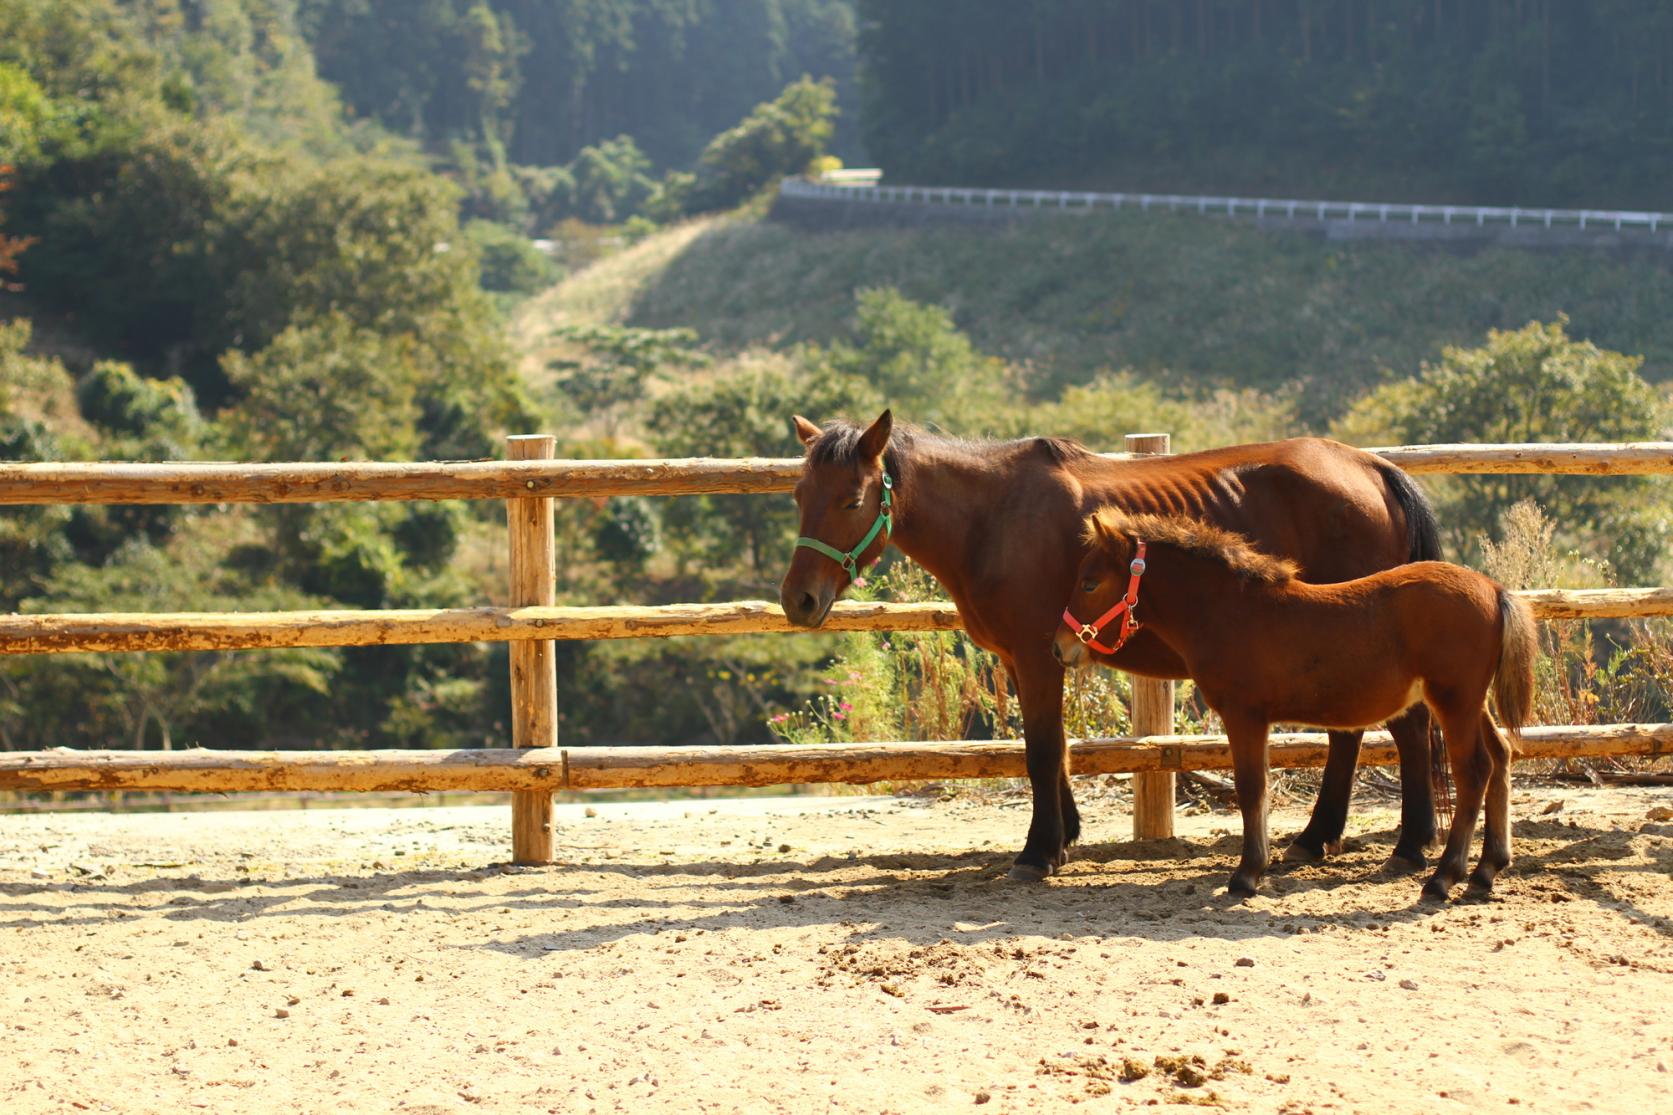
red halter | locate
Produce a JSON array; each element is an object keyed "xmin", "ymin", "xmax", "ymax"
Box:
[{"xmin": 1061, "ymin": 541, "xmax": 1147, "ymax": 655}]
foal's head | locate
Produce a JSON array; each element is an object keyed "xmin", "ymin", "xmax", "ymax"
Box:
[
  {"xmin": 1053, "ymin": 508, "xmax": 1297, "ymax": 669},
  {"xmin": 779, "ymin": 409, "xmax": 894, "ymax": 627}
]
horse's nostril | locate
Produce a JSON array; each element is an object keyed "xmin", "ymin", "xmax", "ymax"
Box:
[{"xmin": 798, "ymin": 592, "xmax": 817, "ymax": 617}]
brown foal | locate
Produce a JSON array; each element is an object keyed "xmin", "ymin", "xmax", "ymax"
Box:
[{"xmin": 1056, "ymin": 509, "xmax": 1536, "ymax": 902}]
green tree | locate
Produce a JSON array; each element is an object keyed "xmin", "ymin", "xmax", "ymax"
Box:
[
  {"xmin": 565, "ymin": 134, "xmax": 655, "ymax": 224},
  {"xmin": 1334, "ymin": 318, "xmax": 1672, "ymax": 579},
  {"xmin": 650, "ymin": 353, "xmax": 876, "ymax": 581},
  {"xmin": 462, "ymin": 217, "xmax": 558, "ymax": 294},
  {"xmin": 813, "ymin": 288, "xmax": 1010, "ymax": 435},
  {"xmin": 549, "ymin": 323, "xmax": 709, "ymax": 437},
  {"xmin": 686, "ymin": 76, "xmax": 836, "ymax": 213},
  {"xmin": 220, "ymin": 314, "xmax": 422, "ymax": 462}
]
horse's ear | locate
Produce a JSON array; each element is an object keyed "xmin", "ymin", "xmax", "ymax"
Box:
[
  {"xmin": 791, "ymin": 415, "xmax": 822, "ymax": 449},
  {"xmin": 856, "ymin": 408, "xmax": 893, "ymax": 464}
]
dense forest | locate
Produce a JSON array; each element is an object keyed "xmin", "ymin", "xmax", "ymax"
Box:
[
  {"xmin": 302, "ymin": 0, "xmax": 858, "ymax": 169},
  {"xmin": 859, "ymin": 0, "xmax": 1673, "ymax": 206}
]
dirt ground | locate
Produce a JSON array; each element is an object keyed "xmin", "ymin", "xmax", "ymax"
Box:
[{"xmin": 3, "ymin": 777, "xmax": 1672, "ymax": 1114}]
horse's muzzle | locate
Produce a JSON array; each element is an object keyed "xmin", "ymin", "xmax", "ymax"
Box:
[{"xmin": 780, "ymin": 582, "xmax": 834, "ymax": 628}]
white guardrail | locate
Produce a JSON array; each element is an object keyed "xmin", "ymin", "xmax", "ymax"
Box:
[{"xmin": 781, "ymin": 177, "xmax": 1672, "ymax": 233}]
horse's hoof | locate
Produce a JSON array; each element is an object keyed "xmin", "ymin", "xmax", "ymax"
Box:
[
  {"xmin": 1283, "ymin": 840, "xmax": 1326, "ymax": 864},
  {"xmin": 1226, "ymin": 875, "xmax": 1259, "ymax": 899},
  {"xmin": 1006, "ymin": 862, "xmax": 1053, "ymax": 883},
  {"xmin": 1381, "ymin": 851, "xmax": 1427, "ymax": 875}
]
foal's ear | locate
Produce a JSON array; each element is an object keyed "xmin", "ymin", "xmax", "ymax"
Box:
[
  {"xmin": 791, "ymin": 415, "xmax": 822, "ymax": 449},
  {"xmin": 856, "ymin": 408, "xmax": 893, "ymax": 463},
  {"xmin": 1089, "ymin": 511, "xmax": 1120, "ymax": 553}
]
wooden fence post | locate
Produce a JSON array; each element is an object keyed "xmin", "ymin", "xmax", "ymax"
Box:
[
  {"xmin": 1125, "ymin": 432, "xmax": 1176, "ymax": 841},
  {"xmin": 507, "ymin": 434, "xmax": 558, "ymax": 863}
]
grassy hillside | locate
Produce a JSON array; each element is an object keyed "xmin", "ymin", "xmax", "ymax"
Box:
[{"xmin": 520, "ymin": 209, "xmax": 1673, "ymax": 425}]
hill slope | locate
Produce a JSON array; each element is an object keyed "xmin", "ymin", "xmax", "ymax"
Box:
[{"xmin": 518, "ymin": 207, "xmax": 1673, "ymax": 424}]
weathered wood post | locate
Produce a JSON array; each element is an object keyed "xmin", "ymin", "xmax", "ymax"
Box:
[
  {"xmin": 507, "ymin": 434, "xmax": 558, "ymax": 863},
  {"xmin": 1125, "ymin": 432, "xmax": 1176, "ymax": 840}
]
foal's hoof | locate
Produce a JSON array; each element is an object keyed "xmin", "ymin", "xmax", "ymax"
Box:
[
  {"xmin": 1419, "ymin": 878, "xmax": 1452, "ymax": 904},
  {"xmin": 1006, "ymin": 861, "xmax": 1055, "ymax": 883}
]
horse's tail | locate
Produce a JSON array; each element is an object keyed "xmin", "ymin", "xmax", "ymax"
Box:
[
  {"xmin": 1493, "ymin": 588, "xmax": 1537, "ymax": 744},
  {"xmin": 1375, "ymin": 458, "xmax": 1444, "ymax": 564}
]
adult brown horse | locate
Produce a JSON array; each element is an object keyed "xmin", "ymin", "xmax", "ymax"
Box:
[
  {"xmin": 1056, "ymin": 509, "xmax": 1534, "ymax": 901},
  {"xmin": 779, "ymin": 410, "xmax": 1443, "ymax": 882}
]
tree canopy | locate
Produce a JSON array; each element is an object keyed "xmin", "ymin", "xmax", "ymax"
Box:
[{"xmin": 858, "ymin": 0, "xmax": 1673, "ymax": 207}]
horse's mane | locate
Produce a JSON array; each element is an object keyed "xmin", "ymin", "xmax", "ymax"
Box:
[
  {"xmin": 1084, "ymin": 508, "xmax": 1299, "ymax": 585},
  {"xmin": 807, "ymin": 420, "xmax": 1093, "ymax": 473}
]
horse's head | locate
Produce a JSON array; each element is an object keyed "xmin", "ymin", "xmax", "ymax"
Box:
[
  {"xmin": 779, "ymin": 408, "xmax": 894, "ymax": 628},
  {"xmin": 1053, "ymin": 509, "xmax": 1142, "ymax": 669}
]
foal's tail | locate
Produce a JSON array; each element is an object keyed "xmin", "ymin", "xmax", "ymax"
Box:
[{"xmin": 1493, "ymin": 588, "xmax": 1537, "ymax": 742}]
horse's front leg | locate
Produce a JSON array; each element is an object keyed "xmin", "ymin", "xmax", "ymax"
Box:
[
  {"xmin": 1225, "ymin": 715, "xmax": 1273, "ymax": 897},
  {"xmin": 1007, "ymin": 650, "xmax": 1071, "ymax": 883}
]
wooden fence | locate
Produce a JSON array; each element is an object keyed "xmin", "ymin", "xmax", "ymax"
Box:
[{"xmin": 2, "ymin": 437, "xmax": 1671, "ymax": 863}]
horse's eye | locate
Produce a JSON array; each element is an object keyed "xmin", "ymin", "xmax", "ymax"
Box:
[
  {"xmin": 1080, "ymin": 578, "xmax": 1099, "ymax": 594},
  {"xmin": 844, "ymin": 499, "xmax": 863, "ymax": 510}
]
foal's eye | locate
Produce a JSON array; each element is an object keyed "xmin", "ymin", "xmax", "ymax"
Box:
[{"xmin": 1080, "ymin": 578, "xmax": 1099, "ymax": 594}]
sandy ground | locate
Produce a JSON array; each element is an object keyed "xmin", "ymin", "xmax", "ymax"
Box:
[{"xmin": 3, "ymin": 779, "xmax": 1672, "ymax": 1115}]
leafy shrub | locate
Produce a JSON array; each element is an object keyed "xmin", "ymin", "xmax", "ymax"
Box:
[{"xmin": 463, "ymin": 218, "xmax": 558, "ymax": 295}]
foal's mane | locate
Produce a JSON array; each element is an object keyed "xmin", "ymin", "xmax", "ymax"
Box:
[{"xmin": 1085, "ymin": 508, "xmax": 1298, "ymax": 585}]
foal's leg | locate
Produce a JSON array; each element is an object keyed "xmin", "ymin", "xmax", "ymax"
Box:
[
  {"xmin": 1225, "ymin": 716, "xmax": 1273, "ymax": 897},
  {"xmin": 1284, "ymin": 729, "xmax": 1361, "ymax": 863},
  {"xmin": 1469, "ymin": 712, "xmax": 1513, "ymax": 894},
  {"xmin": 1008, "ymin": 652, "xmax": 1071, "ymax": 882},
  {"xmin": 1422, "ymin": 702, "xmax": 1490, "ymax": 902}
]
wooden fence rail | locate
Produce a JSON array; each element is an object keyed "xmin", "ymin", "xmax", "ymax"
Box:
[
  {"xmin": 0, "ymin": 442, "xmax": 1670, "ymax": 506},
  {"xmin": 3, "ymin": 437, "xmax": 1671, "ymax": 864},
  {"xmin": 0, "ymin": 589, "xmax": 1665, "ymax": 657},
  {"xmin": 1, "ymin": 724, "xmax": 1665, "ymax": 795}
]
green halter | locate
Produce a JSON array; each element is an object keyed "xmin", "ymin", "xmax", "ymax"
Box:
[{"xmin": 795, "ymin": 470, "xmax": 893, "ymax": 579}]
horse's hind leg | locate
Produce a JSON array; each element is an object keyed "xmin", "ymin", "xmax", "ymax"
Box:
[
  {"xmin": 1422, "ymin": 702, "xmax": 1489, "ymax": 902},
  {"xmin": 1387, "ymin": 703, "xmax": 1439, "ymax": 869},
  {"xmin": 1285, "ymin": 729, "xmax": 1361, "ymax": 863},
  {"xmin": 1469, "ymin": 712, "xmax": 1513, "ymax": 894},
  {"xmin": 1225, "ymin": 716, "xmax": 1273, "ymax": 898}
]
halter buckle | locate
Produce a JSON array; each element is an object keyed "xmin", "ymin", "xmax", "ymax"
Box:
[{"xmin": 1076, "ymin": 624, "xmax": 1099, "ymax": 644}]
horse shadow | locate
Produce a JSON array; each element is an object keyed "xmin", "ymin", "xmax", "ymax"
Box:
[{"xmin": 3, "ymin": 818, "xmax": 1666, "ymax": 956}]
